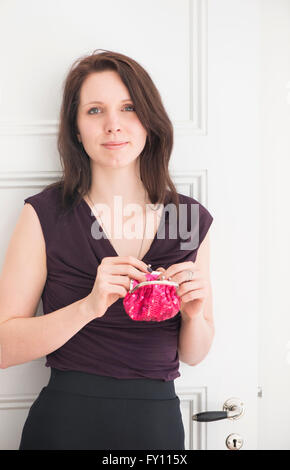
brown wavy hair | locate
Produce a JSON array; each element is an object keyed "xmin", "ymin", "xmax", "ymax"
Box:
[{"xmin": 45, "ymin": 49, "xmax": 180, "ymax": 220}]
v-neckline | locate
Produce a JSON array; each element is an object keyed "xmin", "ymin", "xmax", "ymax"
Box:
[{"xmin": 81, "ymin": 197, "xmax": 168, "ymax": 262}]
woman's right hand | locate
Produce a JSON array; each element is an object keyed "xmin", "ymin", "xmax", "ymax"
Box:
[{"xmin": 84, "ymin": 256, "xmax": 149, "ymax": 319}]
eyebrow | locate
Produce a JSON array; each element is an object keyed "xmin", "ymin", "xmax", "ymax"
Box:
[{"xmin": 82, "ymin": 98, "xmax": 133, "ymax": 107}]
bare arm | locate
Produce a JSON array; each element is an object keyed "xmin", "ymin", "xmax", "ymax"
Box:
[
  {"xmin": 178, "ymin": 232, "xmax": 215, "ymax": 366},
  {"xmin": 0, "ymin": 202, "xmax": 96, "ymax": 369},
  {"xmin": 0, "ymin": 295, "xmax": 95, "ymax": 369},
  {"xmin": 178, "ymin": 295, "xmax": 214, "ymax": 366}
]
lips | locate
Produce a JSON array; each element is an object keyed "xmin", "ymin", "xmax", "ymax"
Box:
[
  {"xmin": 103, "ymin": 141, "xmax": 128, "ymax": 145},
  {"xmin": 102, "ymin": 142, "xmax": 128, "ymax": 149}
]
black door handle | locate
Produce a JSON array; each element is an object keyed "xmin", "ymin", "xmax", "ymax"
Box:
[
  {"xmin": 192, "ymin": 411, "xmax": 228, "ymax": 422},
  {"xmin": 192, "ymin": 398, "xmax": 245, "ymax": 422}
]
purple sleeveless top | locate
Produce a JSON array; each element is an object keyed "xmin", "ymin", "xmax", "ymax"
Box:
[{"xmin": 24, "ymin": 185, "xmax": 213, "ymax": 381}]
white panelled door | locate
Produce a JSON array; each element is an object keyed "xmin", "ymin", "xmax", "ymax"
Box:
[
  {"xmin": 0, "ymin": 0, "xmax": 262, "ymax": 450},
  {"xmin": 173, "ymin": 0, "xmax": 260, "ymax": 450}
]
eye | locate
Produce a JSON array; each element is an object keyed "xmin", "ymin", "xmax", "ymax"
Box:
[
  {"xmin": 87, "ymin": 104, "xmax": 135, "ymax": 115},
  {"xmin": 88, "ymin": 107, "xmax": 101, "ymax": 115},
  {"xmin": 123, "ymin": 104, "xmax": 135, "ymax": 112}
]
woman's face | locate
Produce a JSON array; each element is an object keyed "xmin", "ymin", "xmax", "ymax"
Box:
[{"xmin": 76, "ymin": 70, "xmax": 147, "ymax": 168}]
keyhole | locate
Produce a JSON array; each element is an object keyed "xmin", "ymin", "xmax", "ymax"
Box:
[{"xmin": 226, "ymin": 433, "xmax": 243, "ymax": 450}]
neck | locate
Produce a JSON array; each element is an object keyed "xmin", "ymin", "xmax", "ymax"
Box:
[{"xmin": 88, "ymin": 158, "xmax": 150, "ymax": 207}]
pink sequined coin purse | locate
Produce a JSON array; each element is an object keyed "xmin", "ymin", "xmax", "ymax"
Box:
[{"xmin": 123, "ymin": 269, "xmax": 181, "ymax": 322}]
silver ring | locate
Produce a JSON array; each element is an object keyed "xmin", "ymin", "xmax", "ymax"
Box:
[
  {"xmin": 129, "ymin": 279, "xmax": 135, "ymax": 291},
  {"xmin": 187, "ymin": 270, "xmax": 194, "ymax": 281}
]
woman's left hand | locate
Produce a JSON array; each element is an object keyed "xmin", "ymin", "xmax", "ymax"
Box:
[{"xmin": 156, "ymin": 262, "xmax": 209, "ymax": 320}]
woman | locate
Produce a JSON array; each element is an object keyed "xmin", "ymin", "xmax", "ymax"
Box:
[{"xmin": 3, "ymin": 49, "xmax": 214, "ymax": 449}]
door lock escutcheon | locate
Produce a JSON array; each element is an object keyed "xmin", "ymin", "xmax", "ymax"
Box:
[{"xmin": 226, "ymin": 433, "xmax": 244, "ymax": 450}]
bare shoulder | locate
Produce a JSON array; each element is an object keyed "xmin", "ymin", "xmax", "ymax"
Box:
[{"xmin": 0, "ymin": 203, "xmax": 47, "ymax": 326}]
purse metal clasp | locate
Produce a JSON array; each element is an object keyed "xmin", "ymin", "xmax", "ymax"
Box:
[{"xmin": 129, "ymin": 270, "xmax": 179, "ymax": 294}]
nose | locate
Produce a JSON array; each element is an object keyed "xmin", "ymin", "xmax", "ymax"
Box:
[
  {"xmin": 106, "ymin": 122, "xmax": 121, "ymax": 133},
  {"xmin": 107, "ymin": 126, "xmax": 121, "ymax": 134},
  {"xmin": 104, "ymin": 111, "xmax": 122, "ymax": 134}
]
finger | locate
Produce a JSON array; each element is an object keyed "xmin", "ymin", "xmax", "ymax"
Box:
[
  {"xmin": 181, "ymin": 289, "xmax": 205, "ymax": 302},
  {"xmin": 111, "ymin": 265, "xmax": 147, "ymax": 282},
  {"xmin": 179, "ymin": 270, "xmax": 199, "ymax": 285},
  {"xmin": 111, "ymin": 256, "xmax": 149, "ymax": 273},
  {"xmin": 157, "ymin": 268, "xmax": 174, "ymax": 281},
  {"xmin": 165, "ymin": 262, "xmax": 196, "ymax": 280},
  {"xmin": 155, "ymin": 267, "xmax": 167, "ymax": 279},
  {"xmin": 107, "ymin": 275, "xmax": 131, "ymax": 290},
  {"xmin": 177, "ymin": 280, "xmax": 203, "ymax": 296}
]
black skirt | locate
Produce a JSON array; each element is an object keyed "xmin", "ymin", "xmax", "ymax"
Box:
[{"xmin": 19, "ymin": 368, "xmax": 185, "ymax": 450}]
